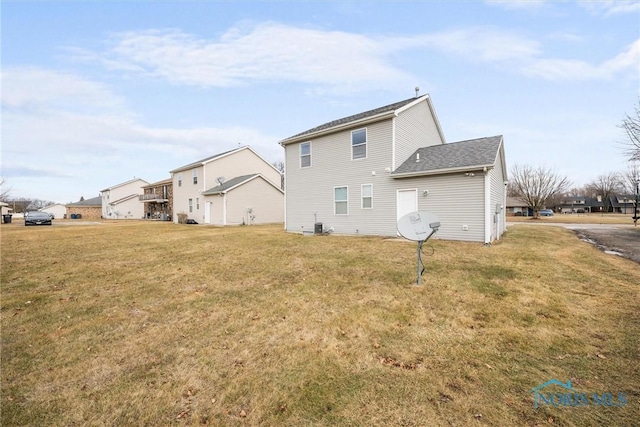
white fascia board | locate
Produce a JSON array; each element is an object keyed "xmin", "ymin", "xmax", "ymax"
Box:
[
  {"xmin": 279, "ymin": 111, "xmax": 396, "ymax": 146},
  {"xmin": 390, "ymin": 164, "xmax": 494, "ymax": 178}
]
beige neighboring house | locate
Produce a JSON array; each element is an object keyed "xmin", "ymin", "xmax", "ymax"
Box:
[
  {"xmin": 170, "ymin": 146, "xmax": 283, "ymax": 225},
  {"xmin": 40, "ymin": 203, "xmax": 66, "ymax": 219},
  {"xmin": 280, "ymin": 94, "xmax": 508, "ymax": 244},
  {"xmin": 66, "ymin": 196, "xmax": 102, "ymax": 219},
  {"xmin": 101, "ymin": 178, "xmax": 149, "ymax": 219},
  {"xmin": 0, "ymin": 201, "xmax": 11, "ymax": 216}
]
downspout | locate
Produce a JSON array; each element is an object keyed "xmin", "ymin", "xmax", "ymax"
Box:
[
  {"xmin": 222, "ymin": 192, "xmax": 227, "ymax": 226},
  {"xmin": 484, "ymin": 167, "xmax": 491, "ymax": 244}
]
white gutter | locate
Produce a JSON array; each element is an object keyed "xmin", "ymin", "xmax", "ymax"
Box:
[
  {"xmin": 484, "ymin": 168, "xmax": 491, "ymax": 244},
  {"xmin": 391, "ymin": 164, "xmax": 494, "ymax": 179}
]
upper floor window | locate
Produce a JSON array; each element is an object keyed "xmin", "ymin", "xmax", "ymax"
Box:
[
  {"xmin": 352, "ymin": 128, "xmax": 367, "ymax": 160},
  {"xmin": 193, "ymin": 169, "xmax": 198, "ymax": 184},
  {"xmin": 300, "ymin": 142, "xmax": 311, "ymax": 168},
  {"xmin": 334, "ymin": 186, "xmax": 348, "ymax": 215},
  {"xmin": 361, "ymin": 184, "xmax": 373, "ymax": 209},
  {"xmin": 178, "ymin": 173, "xmax": 182, "ymax": 187}
]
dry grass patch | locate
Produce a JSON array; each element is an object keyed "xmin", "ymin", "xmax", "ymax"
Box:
[
  {"xmin": 508, "ymin": 213, "xmax": 635, "ymax": 225},
  {"xmin": 1, "ymin": 221, "xmax": 638, "ymax": 426}
]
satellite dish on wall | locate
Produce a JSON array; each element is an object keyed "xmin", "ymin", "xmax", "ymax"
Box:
[
  {"xmin": 216, "ymin": 176, "xmax": 226, "ymax": 185},
  {"xmin": 397, "ymin": 211, "xmax": 440, "ymax": 242},
  {"xmin": 397, "ymin": 211, "xmax": 441, "ymax": 285}
]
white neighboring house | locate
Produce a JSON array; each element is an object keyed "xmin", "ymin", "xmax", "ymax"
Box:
[
  {"xmin": 101, "ymin": 178, "xmax": 149, "ymax": 219},
  {"xmin": 279, "ymin": 94, "xmax": 508, "ymax": 244},
  {"xmin": 39, "ymin": 203, "xmax": 66, "ymax": 219},
  {"xmin": 170, "ymin": 146, "xmax": 283, "ymax": 225}
]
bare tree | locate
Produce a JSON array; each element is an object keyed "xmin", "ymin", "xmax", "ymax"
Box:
[
  {"xmin": 510, "ymin": 164, "xmax": 570, "ymax": 218},
  {"xmin": 586, "ymin": 172, "xmax": 623, "ymax": 213},
  {"xmin": 621, "ymin": 162, "xmax": 640, "ymax": 195},
  {"xmin": 620, "ymin": 98, "xmax": 640, "ymax": 161},
  {"xmin": 272, "ymin": 160, "xmax": 285, "ymax": 190},
  {"xmin": 0, "ymin": 177, "xmax": 10, "ymax": 202}
]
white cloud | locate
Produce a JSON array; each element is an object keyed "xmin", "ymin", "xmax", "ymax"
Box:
[
  {"xmin": 1, "ymin": 67, "xmax": 282, "ymax": 201},
  {"xmin": 579, "ymin": 0, "xmax": 640, "ymax": 16},
  {"xmin": 524, "ymin": 39, "xmax": 640, "ymax": 80},
  {"xmin": 71, "ymin": 23, "xmax": 413, "ymax": 93},
  {"xmin": 70, "ymin": 23, "xmax": 638, "ymax": 88}
]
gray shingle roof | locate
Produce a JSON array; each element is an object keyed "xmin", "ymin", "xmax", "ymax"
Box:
[
  {"xmin": 170, "ymin": 147, "xmax": 242, "ymax": 174},
  {"xmin": 392, "ymin": 135, "xmax": 503, "ymax": 176},
  {"xmin": 202, "ymin": 174, "xmax": 260, "ymax": 195},
  {"xmin": 66, "ymin": 196, "xmax": 102, "ymax": 207},
  {"xmin": 280, "ymin": 95, "xmax": 427, "ymax": 144}
]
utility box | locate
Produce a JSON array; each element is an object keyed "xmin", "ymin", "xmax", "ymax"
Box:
[{"xmin": 314, "ymin": 222, "xmax": 323, "ymax": 235}]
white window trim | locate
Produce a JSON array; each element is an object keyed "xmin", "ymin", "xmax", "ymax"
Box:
[
  {"xmin": 334, "ymin": 185, "xmax": 349, "ymax": 215},
  {"xmin": 361, "ymin": 184, "xmax": 373, "ymax": 209},
  {"xmin": 351, "ymin": 128, "xmax": 367, "ymax": 160},
  {"xmin": 300, "ymin": 141, "xmax": 311, "ymax": 168}
]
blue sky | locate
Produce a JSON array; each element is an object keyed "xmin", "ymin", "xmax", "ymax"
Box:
[{"xmin": 2, "ymin": 0, "xmax": 639, "ymax": 203}]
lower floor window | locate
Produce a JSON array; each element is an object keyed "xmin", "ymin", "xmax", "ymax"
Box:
[{"xmin": 334, "ymin": 186, "xmax": 348, "ymax": 215}]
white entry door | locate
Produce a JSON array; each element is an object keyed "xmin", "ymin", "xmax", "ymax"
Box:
[
  {"xmin": 204, "ymin": 201, "xmax": 211, "ymax": 224},
  {"xmin": 397, "ymin": 189, "xmax": 418, "ymax": 221}
]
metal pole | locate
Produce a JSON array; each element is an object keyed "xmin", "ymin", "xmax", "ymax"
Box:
[{"xmin": 417, "ymin": 241, "xmax": 422, "ymax": 285}]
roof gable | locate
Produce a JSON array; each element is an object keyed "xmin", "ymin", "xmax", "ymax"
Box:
[
  {"xmin": 170, "ymin": 147, "xmax": 245, "ymax": 174},
  {"xmin": 391, "ymin": 135, "xmax": 503, "ymax": 177},
  {"xmin": 202, "ymin": 173, "xmax": 283, "ymax": 195},
  {"xmin": 280, "ymin": 95, "xmax": 432, "ymax": 145},
  {"xmin": 100, "ymin": 178, "xmax": 148, "ymax": 193}
]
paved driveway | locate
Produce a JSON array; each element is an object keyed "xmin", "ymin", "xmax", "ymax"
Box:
[{"xmin": 508, "ymin": 222, "xmax": 640, "ymax": 264}]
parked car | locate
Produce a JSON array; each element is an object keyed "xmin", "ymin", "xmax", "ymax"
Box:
[
  {"xmin": 25, "ymin": 211, "xmax": 53, "ymax": 226},
  {"xmin": 539, "ymin": 209, "xmax": 554, "ymax": 217}
]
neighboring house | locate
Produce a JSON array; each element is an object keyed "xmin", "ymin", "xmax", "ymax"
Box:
[
  {"xmin": 609, "ymin": 195, "xmax": 638, "ymax": 215},
  {"xmin": 170, "ymin": 146, "xmax": 283, "ymax": 225},
  {"xmin": 140, "ymin": 178, "xmax": 173, "ymax": 220},
  {"xmin": 101, "ymin": 178, "xmax": 149, "ymax": 219},
  {"xmin": 0, "ymin": 201, "xmax": 11, "ymax": 216},
  {"xmin": 66, "ymin": 196, "xmax": 102, "ymax": 219},
  {"xmin": 39, "ymin": 203, "xmax": 66, "ymax": 219},
  {"xmin": 202, "ymin": 173, "xmax": 284, "ymax": 225},
  {"xmin": 280, "ymin": 95, "xmax": 508, "ymax": 244},
  {"xmin": 506, "ymin": 196, "xmax": 529, "ymax": 216},
  {"xmin": 555, "ymin": 196, "xmax": 604, "ymax": 214}
]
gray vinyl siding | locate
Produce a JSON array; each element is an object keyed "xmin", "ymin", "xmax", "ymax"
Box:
[
  {"xmin": 413, "ymin": 173, "xmax": 485, "ymax": 242},
  {"xmin": 394, "ymin": 100, "xmax": 445, "ymax": 169},
  {"xmin": 489, "ymin": 146, "xmax": 507, "ymax": 240},
  {"xmin": 285, "ymin": 119, "xmax": 396, "ymax": 235}
]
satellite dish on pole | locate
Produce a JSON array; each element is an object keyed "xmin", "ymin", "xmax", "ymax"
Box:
[
  {"xmin": 216, "ymin": 176, "xmax": 226, "ymax": 185},
  {"xmin": 397, "ymin": 211, "xmax": 440, "ymax": 285}
]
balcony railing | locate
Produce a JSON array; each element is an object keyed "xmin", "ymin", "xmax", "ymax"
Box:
[{"xmin": 139, "ymin": 194, "xmax": 169, "ymax": 202}]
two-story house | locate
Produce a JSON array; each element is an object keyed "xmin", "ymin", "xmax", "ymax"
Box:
[
  {"xmin": 140, "ymin": 178, "xmax": 173, "ymax": 220},
  {"xmin": 101, "ymin": 178, "xmax": 149, "ymax": 219},
  {"xmin": 280, "ymin": 94, "xmax": 508, "ymax": 243},
  {"xmin": 170, "ymin": 146, "xmax": 284, "ymax": 225}
]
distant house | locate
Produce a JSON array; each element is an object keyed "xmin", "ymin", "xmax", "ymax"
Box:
[
  {"xmin": 39, "ymin": 203, "xmax": 66, "ymax": 219},
  {"xmin": 101, "ymin": 178, "xmax": 149, "ymax": 219},
  {"xmin": 506, "ymin": 197, "xmax": 529, "ymax": 216},
  {"xmin": 170, "ymin": 146, "xmax": 283, "ymax": 225},
  {"xmin": 280, "ymin": 95, "xmax": 508, "ymax": 243},
  {"xmin": 556, "ymin": 196, "xmax": 604, "ymax": 214},
  {"xmin": 140, "ymin": 178, "xmax": 173, "ymax": 220},
  {"xmin": 609, "ymin": 195, "xmax": 638, "ymax": 215},
  {"xmin": 0, "ymin": 201, "xmax": 11, "ymax": 216},
  {"xmin": 66, "ymin": 196, "xmax": 102, "ymax": 219}
]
